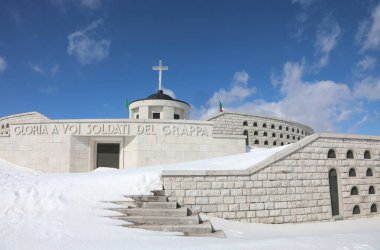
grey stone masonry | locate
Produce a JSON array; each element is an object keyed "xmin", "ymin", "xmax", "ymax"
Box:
[
  {"xmin": 162, "ymin": 133, "xmax": 380, "ymax": 224},
  {"xmin": 209, "ymin": 112, "xmax": 314, "ymax": 148}
]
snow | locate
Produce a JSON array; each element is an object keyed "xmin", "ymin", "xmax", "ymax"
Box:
[{"xmin": 1, "ymin": 147, "xmax": 380, "ymax": 250}]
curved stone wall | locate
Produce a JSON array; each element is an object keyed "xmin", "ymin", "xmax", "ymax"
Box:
[
  {"xmin": 129, "ymin": 99, "xmax": 191, "ymax": 120},
  {"xmin": 209, "ymin": 112, "xmax": 314, "ymax": 147}
]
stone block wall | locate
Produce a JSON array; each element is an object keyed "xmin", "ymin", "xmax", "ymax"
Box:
[
  {"xmin": 162, "ymin": 134, "xmax": 380, "ymax": 224},
  {"xmin": 209, "ymin": 112, "xmax": 314, "ymax": 148}
]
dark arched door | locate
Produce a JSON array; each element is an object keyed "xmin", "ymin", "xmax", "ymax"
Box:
[
  {"xmin": 328, "ymin": 169, "xmax": 340, "ymax": 216},
  {"xmin": 243, "ymin": 130, "xmax": 249, "ymax": 146}
]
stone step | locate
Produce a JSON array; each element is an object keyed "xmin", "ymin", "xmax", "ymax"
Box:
[
  {"xmin": 106, "ymin": 201, "xmax": 179, "ymax": 209},
  {"xmin": 116, "ymin": 214, "xmax": 201, "ymax": 225},
  {"xmin": 108, "ymin": 201, "xmax": 137, "ymax": 207},
  {"xmin": 142, "ymin": 201, "xmax": 178, "ymax": 209},
  {"xmin": 185, "ymin": 230, "xmax": 226, "ymax": 238},
  {"xmin": 125, "ymin": 195, "xmax": 168, "ymax": 202},
  {"xmin": 108, "ymin": 200, "xmax": 178, "ymax": 209},
  {"xmin": 108, "ymin": 207, "xmax": 187, "ymax": 216},
  {"xmin": 124, "ymin": 207, "xmax": 189, "ymax": 217},
  {"xmin": 128, "ymin": 221, "xmax": 213, "ymax": 234},
  {"xmin": 151, "ymin": 190, "xmax": 165, "ymax": 196}
]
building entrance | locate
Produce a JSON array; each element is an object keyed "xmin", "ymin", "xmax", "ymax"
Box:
[{"xmin": 96, "ymin": 143, "xmax": 120, "ymax": 169}]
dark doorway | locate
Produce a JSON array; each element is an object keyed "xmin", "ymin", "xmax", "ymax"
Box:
[
  {"xmin": 243, "ymin": 130, "xmax": 249, "ymax": 145},
  {"xmin": 329, "ymin": 169, "xmax": 340, "ymax": 216},
  {"xmin": 96, "ymin": 143, "xmax": 120, "ymax": 169}
]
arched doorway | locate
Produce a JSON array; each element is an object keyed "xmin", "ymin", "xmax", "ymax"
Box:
[
  {"xmin": 328, "ymin": 169, "xmax": 340, "ymax": 216},
  {"xmin": 243, "ymin": 130, "xmax": 249, "ymax": 146}
]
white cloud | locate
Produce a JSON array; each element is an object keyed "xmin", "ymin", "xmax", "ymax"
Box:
[
  {"xmin": 29, "ymin": 63, "xmax": 60, "ymax": 77},
  {"xmin": 40, "ymin": 85, "xmax": 58, "ymax": 94},
  {"xmin": 358, "ymin": 3, "xmax": 380, "ymax": 51},
  {"xmin": 355, "ymin": 20, "xmax": 369, "ymax": 45},
  {"xmin": 162, "ymin": 87, "xmax": 176, "ymax": 99},
  {"xmin": 80, "ymin": 0, "xmax": 101, "ymax": 10},
  {"xmin": 30, "ymin": 63, "xmax": 44, "ymax": 74},
  {"xmin": 249, "ymin": 62, "xmax": 351, "ymax": 132},
  {"xmin": 291, "ymin": 0, "xmax": 317, "ymax": 39},
  {"xmin": 314, "ymin": 16, "xmax": 341, "ymax": 69},
  {"xmin": 292, "ymin": 0, "xmax": 316, "ymax": 22},
  {"xmin": 336, "ymin": 110, "xmax": 352, "ymax": 122},
  {"xmin": 197, "ymin": 62, "xmax": 354, "ymax": 132},
  {"xmin": 50, "ymin": 0, "xmax": 101, "ymax": 10},
  {"xmin": 67, "ymin": 19, "xmax": 111, "ymax": 65},
  {"xmin": 270, "ymin": 71, "xmax": 281, "ymax": 87},
  {"xmin": 51, "ymin": 64, "xmax": 60, "ymax": 76},
  {"xmin": 8, "ymin": 8, "xmax": 21, "ymax": 23},
  {"xmin": 292, "ymin": 0, "xmax": 315, "ymax": 7},
  {"xmin": 198, "ymin": 71, "xmax": 256, "ymax": 119},
  {"xmin": 356, "ymin": 56, "xmax": 377, "ymax": 72},
  {"xmin": 353, "ymin": 77, "xmax": 380, "ymax": 101},
  {"xmin": 0, "ymin": 57, "xmax": 7, "ymax": 73},
  {"xmin": 348, "ymin": 115, "xmax": 368, "ymax": 133}
]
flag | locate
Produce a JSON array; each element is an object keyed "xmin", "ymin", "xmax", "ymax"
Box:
[
  {"xmin": 125, "ymin": 99, "xmax": 130, "ymax": 109},
  {"xmin": 219, "ymin": 99, "xmax": 223, "ymax": 112}
]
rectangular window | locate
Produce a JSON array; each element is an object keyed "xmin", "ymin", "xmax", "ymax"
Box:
[
  {"xmin": 136, "ymin": 114, "xmax": 139, "ymax": 119},
  {"xmin": 153, "ymin": 113, "xmax": 160, "ymax": 119},
  {"xmin": 174, "ymin": 114, "xmax": 180, "ymax": 119}
]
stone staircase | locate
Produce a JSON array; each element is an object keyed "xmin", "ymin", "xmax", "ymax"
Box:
[{"xmin": 105, "ymin": 189, "xmax": 225, "ymax": 237}]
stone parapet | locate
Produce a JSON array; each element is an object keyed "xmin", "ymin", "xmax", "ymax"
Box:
[{"xmin": 162, "ymin": 133, "xmax": 380, "ymax": 224}]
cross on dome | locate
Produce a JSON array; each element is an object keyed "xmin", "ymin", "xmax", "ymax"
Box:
[{"xmin": 152, "ymin": 60, "xmax": 168, "ymax": 91}]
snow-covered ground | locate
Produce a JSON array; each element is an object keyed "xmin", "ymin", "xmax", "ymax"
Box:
[{"xmin": 1, "ymin": 147, "xmax": 380, "ymax": 250}]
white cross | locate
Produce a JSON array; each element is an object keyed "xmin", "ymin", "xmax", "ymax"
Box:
[{"xmin": 152, "ymin": 60, "xmax": 168, "ymax": 91}]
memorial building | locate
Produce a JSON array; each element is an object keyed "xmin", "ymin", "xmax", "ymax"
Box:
[{"xmin": 0, "ymin": 61, "xmax": 379, "ymax": 224}]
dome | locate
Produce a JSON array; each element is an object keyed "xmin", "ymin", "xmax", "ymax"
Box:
[
  {"xmin": 129, "ymin": 89, "xmax": 191, "ymax": 120},
  {"xmin": 146, "ymin": 90, "xmax": 175, "ymax": 100},
  {"xmin": 130, "ymin": 90, "xmax": 190, "ymax": 106}
]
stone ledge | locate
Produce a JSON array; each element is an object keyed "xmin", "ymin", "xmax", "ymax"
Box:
[
  {"xmin": 10, "ymin": 119, "xmax": 214, "ymax": 126},
  {"xmin": 212, "ymin": 134, "xmax": 246, "ymax": 139},
  {"xmin": 162, "ymin": 133, "xmax": 380, "ymax": 177},
  {"xmin": 161, "ymin": 169, "xmax": 250, "ymax": 176},
  {"xmin": 0, "ymin": 111, "xmax": 49, "ymax": 122}
]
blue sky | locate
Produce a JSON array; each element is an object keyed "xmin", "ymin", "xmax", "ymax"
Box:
[{"xmin": 0, "ymin": 0, "xmax": 380, "ymax": 135}]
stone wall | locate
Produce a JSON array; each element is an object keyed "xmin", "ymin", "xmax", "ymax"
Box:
[
  {"xmin": 162, "ymin": 134, "xmax": 380, "ymax": 223},
  {"xmin": 209, "ymin": 112, "xmax": 314, "ymax": 148}
]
